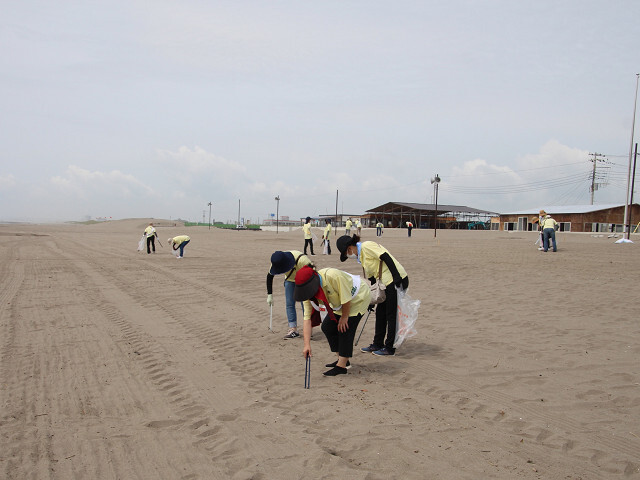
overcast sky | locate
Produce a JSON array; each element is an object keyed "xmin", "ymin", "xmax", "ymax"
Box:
[{"xmin": 1, "ymin": 1, "xmax": 639, "ymax": 223}]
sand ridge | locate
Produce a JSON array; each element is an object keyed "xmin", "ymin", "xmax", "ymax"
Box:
[{"xmin": 0, "ymin": 220, "xmax": 639, "ymax": 479}]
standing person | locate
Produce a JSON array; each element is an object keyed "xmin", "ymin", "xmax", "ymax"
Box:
[
  {"xmin": 532, "ymin": 216, "xmax": 543, "ymax": 250},
  {"xmin": 540, "ymin": 211, "xmax": 558, "ymax": 252},
  {"xmin": 144, "ymin": 223, "xmax": 157, "ymax": 254},
  {"xmin": 345, "ymin": 218, "xmax": 352, "ymax": 236},
  {"xmin": 168, "ymin": 235, "xmax": 190, "ymax": 258},
  {"xmin": 356, "ymin": 219, "xmax": 362, "ymax": 236},
  {"xmin": 337, "ymin": 234, "xmax": 408, "ymax": 356},
  {"xmin": 294, "ymin": 265, "xmax": 371, "ymax": 376},
  {"xmin": 302, "ymin": 217, "xmax": 315, "ymax": 255},
  {"xmin": 406, "ymin": 221, "xmax": 413, "ymax": 237},
  {"xmin": 376, "ymin": 221, "xmax": 384, "ymax": 237},
  {"xmin": 266, "ymin": 250, "xmax": 313, "ymax": 339},
  {"xmin": 322, "ymin": 219, "xmax": 332, "ymax": 255}
]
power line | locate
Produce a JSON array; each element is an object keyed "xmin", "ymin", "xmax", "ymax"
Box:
[
  {"xmin": 445, "ymin": 161, "xmax": 586, "ymax": 178},
  {"xmin": 445, "ymin": 172, "xmax": 590, "ymax": 195}
]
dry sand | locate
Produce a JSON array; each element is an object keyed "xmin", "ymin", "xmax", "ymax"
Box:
[{"xmin": 1, "ymin": 220, "xmax": 639, "ymax": 479}]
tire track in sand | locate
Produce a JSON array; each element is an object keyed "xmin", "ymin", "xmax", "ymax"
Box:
[{"xmin": 46, "ymin": 234, "xmax": 369, "ymax": 479}]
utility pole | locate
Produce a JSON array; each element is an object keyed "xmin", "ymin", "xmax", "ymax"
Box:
[
  {"xmin": 629, "ymin": 143, "xmax": 638, "ymax": 234},
  {"xmin": 208, "ymin": 202, "xmax": 212, "ymax": 230},
  {"xmin": 589, "ymin": 152, "xmax": 607, "ymax": 205},
  {"xmin": 335, "ymin": 189, "xmax": 338, "ymax": 228},
  {"xmin": 624, "ymin": 74, "xmax": 640, "ymax": 240}
]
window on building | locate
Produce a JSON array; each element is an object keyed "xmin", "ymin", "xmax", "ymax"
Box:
[
  {"xmin": 504, "ymin": 222, "xmax": 516, "ymax": 231},
  {"xmin": 558, "ymin": 222, "xmax": 571, "ymax": 232}
]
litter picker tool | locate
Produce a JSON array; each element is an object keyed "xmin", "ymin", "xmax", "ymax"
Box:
[
  {"xmin": 304, "ymin": 356, "xmax": 311, "ymax": 389},
  {"xmin": 355, "ymin": 309, "xmax": 372, "ymax": 346},
  {"xmin": 269, "ymin": 305, "xmax": 273, "ymax": 332},
  {"xmin": 156, "ymin": 234, "xmax": 163, "ymax": 248}
]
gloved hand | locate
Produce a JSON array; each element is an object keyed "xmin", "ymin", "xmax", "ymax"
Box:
[
  {"xmin": 267, "ymin": 294, "xmax": 273, "ymax": 306},
  {"xmin": 367, "ymin": 304, "xmax": 375, "ymax": 312}
]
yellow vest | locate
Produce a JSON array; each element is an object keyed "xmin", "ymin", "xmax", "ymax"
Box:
[
  {"xmin": 303, "ymin": 268, "xmax": 371, "ymax": 320},
  {"xmin": 359, "ymin": 241, "xmax": 407, "ymax": 287}
]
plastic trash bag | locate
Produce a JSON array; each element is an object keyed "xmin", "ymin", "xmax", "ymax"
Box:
[
  {"xmin": 394, "ymin": 286, "xmax": 420, "ymax": 348},
  {"xmin": 137, "ymin": 235, "xmax": 145, "ymax": 252}
]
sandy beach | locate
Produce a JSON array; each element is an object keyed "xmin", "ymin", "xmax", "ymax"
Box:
[{"xmin": 1, "ymin": 219, "xmax": 639, "ymax": 479}]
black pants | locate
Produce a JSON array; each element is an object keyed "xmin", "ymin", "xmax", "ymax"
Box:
[
  {"xmin": 304, "ymin": 238, "xmax": 314, "ymax": 255},
  {"xmin": 321, "ymin": 313, "xmax": 362, "ymax": 358},
  {"xmin": 374, "ymin": 277, "xmax": 409, "ymax": 353},
  {"xmin": 408, "ymin": 227, "xmax": 412, "ymax": 237},
  {"xmin": 146, "ymin": 235, "xmax": 155, "ymax": 253}
]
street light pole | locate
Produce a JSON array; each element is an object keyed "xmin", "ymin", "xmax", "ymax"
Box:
[
  {"xmin": 208, "ymin": 202, "xmax": 212, "ymax": 230},
  {"xmin": 431, "ymin": 174, "xmax": 441, "ymax": 238},
  {"xmin": 275, "ymin": 196, "xmax": 280, "ymax": 234}
]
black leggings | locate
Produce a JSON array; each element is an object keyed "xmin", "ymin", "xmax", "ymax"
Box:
[
  {"xmin": 374, "ymin": 277, "xmax": 409, "ymax": 352},
  {"xmin": 146, "ymin": 235, "xmax": 155, "ymax": 253},
  {"xmin": 304, "ymin": 238, "xmax": 314, "ymax": 255},
  {"xmin": 321, "ymin": 313, "xmax": 362, "ymax": 358}
]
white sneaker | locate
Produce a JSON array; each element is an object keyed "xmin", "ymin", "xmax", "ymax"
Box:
[{"xmin": 176, "ymin": 256, "xmax": 182, "ymax": 259}]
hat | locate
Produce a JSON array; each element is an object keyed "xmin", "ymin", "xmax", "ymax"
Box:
[
  {"xmin": 294, "ymin": 266, "xmax": 320, "ymax": 301},
  {"xmin": 305, "ymin": 216, "xmax": 311, "ymax": 223},
  {"xmin": 167, "ymin": 238, "xmax": 173, "ymax": 244},
  {"xmin": 269, "ymin": 251, "xmax": 296, "ymax": 275},
  {"xmin": 539, "ymin": 210, "xmax": 547, "ymax": 216},
  {"xmin": 336, "ymin": 235, "xmax": 354, "ymax": 262}
]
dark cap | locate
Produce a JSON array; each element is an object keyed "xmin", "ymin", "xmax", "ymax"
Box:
[
  {"xmin": 336, "ymin": 235, "xmax": 355, "ymax": 262},
  {"xmin": 269, "ymin": 251, "xmax": 296, "ymax": 275}
]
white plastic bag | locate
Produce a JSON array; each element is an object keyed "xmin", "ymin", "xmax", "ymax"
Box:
[
  {"xmin": 394, "ymin": 286, "xmax": 420, "ymax": 348},
  {"xmin": 137, "ymin": 235, "xmax": 145, "ymax": 252}
]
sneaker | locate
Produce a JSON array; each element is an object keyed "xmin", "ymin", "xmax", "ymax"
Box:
[
  {"xmin": 372, "ymin": 347, "xmax": 394, "ymax": 356},
  {"xmin": 323, "ymin": 366, "xmax": 348, "ymax": 376},
  {"xmin": 283, "ymin": 329, "xmax": 300, "ymax": 339},
  {"xmin": 360, "ymin": 344, "xmax": 380, "ymax": 353},
  {"xmin": 325, "ymin": 360, "xmax": 351, "ymax": 369}
]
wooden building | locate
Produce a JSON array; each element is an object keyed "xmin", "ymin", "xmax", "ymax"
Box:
[
  {"xmin": 498, "ymin": 203, "xmax": 640, "ymax": 233},
  {"xmin": 363, "ymin": 202, "xmax": 497, "ymax": 229}
]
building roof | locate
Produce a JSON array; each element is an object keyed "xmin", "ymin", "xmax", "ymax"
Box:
[
  {"xmin": 501, "ymin": 203, "xmax": 638, "ymax": 215},
  {"xmin": 366, "ymin": 202, "xmax": 498, "ymax": 215}
]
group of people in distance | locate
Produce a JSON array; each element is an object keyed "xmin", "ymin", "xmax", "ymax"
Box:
[
  {"xmin": 141, "ymin": 223, "xmax": 191, "ymax": 258},
  {"xmin": 266, "ymin": 219, "xmax": 408, "ymax": 377}
]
